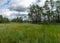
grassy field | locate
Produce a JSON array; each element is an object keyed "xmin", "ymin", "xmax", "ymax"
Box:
[{"xmin": 0, "ymin": 23, "xmax": 60, "ymax": 43}]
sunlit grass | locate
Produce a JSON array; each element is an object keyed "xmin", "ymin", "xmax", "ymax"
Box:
[{"xmin": 0, "ymin": 23, "xmax": 60, "ymax": 43}]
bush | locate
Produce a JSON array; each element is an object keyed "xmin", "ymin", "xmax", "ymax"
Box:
[{"xmin": 11, "ymin": 17, "xmax": 23, "ymax": 23}]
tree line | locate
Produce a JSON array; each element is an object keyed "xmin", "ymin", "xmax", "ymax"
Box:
[
  {"xmin": 0, "ymin": 0, "xmax": 60, "ymax": 24},
  {"xmin": 28, "ymin": 0, "xmax": 60, "ymax": 23},
  {"xmin": 0, "ymin": 15, "xmax": 23, "ymax": 23}
]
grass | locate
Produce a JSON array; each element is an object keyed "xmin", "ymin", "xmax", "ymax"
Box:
[{"xmin": 0, "ymin": 23, "xmax": 60, "ymax": 43}]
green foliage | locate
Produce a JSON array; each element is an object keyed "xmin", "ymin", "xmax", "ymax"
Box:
[
  {"xmin": 29, "ymin": 5, "xmax": 43, "ymax": 23},
  {"xmin": 56, "ymin": 6, "xmax": 60, "ymax": 22},
  {"xmin": 11, "ymin": 17, "xmax": 23, "ymax": 23},
  {"xmin": 29, "ymin": 0, "xmax": 60, "ymax": 23},
  {"xmin": 0, "ymin": 15, "xmax": 9, "ymax": 23},
  {"xmin": 2, "ymin": 17, "xmax": 9, "ymax": 23},
  {"xmin": 0, "ymin": 23, "xmax": 60, "ymax": 43},
  {"xmin": 0, "ymin": 15, "xmax": 3, "ymax": 23}
]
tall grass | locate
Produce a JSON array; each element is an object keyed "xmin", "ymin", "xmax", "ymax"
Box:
[{"xmin": 0, "ymin": 23, "xmax": 60, "ymax": 43}]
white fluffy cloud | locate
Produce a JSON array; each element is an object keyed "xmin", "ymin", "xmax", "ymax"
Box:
[
  {"xmin": 10, "ymin": 0, "xmax": 36, "ymax": 7},
  {"xmin": 0, "ymin": 0, "xmax": 36, "ymax": 14},
  {"xmin": 0, "ymin": 0, "xmax": 46, "ymax": 20}
]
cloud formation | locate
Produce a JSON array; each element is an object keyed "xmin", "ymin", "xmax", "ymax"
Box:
[{"xmin": 0, "ymin": 0, "xmax": 46, "ymax": 20}]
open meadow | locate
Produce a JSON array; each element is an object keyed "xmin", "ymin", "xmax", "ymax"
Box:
[{"xmin": 0, "ymin": 23, "xmax": 60, "ymax": 43}]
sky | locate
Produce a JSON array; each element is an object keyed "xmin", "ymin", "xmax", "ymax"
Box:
[{"xmin": 0, "ymin": 0, "xmax": 46, "ymax": 20}]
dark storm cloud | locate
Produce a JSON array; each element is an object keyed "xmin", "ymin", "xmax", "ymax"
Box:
[
  {"xmin": 8, "ymin": 6, "xmax": 27, "ymax": 12},
  {"xmin": 10, "ymin": 13, "xmax": 28, "ymax": 17}
]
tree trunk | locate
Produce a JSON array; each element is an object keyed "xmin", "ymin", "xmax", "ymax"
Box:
[{"xmin": 48, "ymin": 16, "xmax": 50, "ymax": 23}]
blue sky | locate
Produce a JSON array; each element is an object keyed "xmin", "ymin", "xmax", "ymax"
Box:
[
  {"xmin": 0, "ymin": 0, "xmax": 46, "ymax": 19},
  {"xmin": 0, "ymin": 0, "xmax": 11, "ymax": 8}
]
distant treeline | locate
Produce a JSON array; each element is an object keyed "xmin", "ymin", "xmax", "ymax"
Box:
[
  {"xmin": 0, "ymin": 15, "xmax": 9, "ymax": 23},
  {"xmin": 0, "ymin": 0, "xmax": 60, "ymax": 24},
  {"xmin": 0, "ymin": 15, "xmax": 23, "ymax": 23}
]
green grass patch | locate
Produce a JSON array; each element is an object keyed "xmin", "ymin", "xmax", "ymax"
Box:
[{"xmin": 0, "ymin": 23, "xmax": 60, "ymax": 43}]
